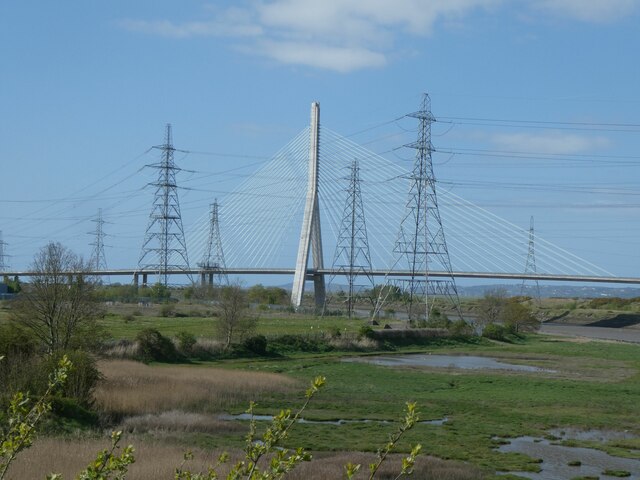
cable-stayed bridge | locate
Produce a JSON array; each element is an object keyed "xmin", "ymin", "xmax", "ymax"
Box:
[{"xmin": 3, "ymin": 98, "xmax": 638, "ymax": 312}]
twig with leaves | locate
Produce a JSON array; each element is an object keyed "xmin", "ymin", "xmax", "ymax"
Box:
[{"xmin": 0, "ymin": 355, "xmax": 71, "ymax": 479}]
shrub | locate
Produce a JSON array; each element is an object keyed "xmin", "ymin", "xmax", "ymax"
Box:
[
  {"xmin": 268, "ymin": 334, "xmax": 332, "ymax": 354},
  {"xmin": 135, "ymin": 328, "xmax": 181, "ymax": 363},
  {"xmin": 482, "ymin": 323, "xmax": 506, "ymax": 341},
  {"xmin": 175, "ymin": 331, "xmax": 197, "ymax": 355},
  {"xmin": 159, "ymin": 303, "xmax": 176, "ymax": 318},
  {"xmin": 44, "ymin": 351, "xmax": 101, "ymax": 408},
  {"xmin": 358, "ymin": 324, "xmax": 375, "ymax": 339},
  {"xmin": 449, "ymin": 319, "xmax": 474, "ymax": 337},
  {"xmin": 243, "ymin": 335, "xmax": 268, "ymax": 355}
]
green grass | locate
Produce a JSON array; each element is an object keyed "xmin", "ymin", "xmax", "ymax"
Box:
[
  {"xmin": 198, "ymin": 335, "xmax": 640, "ymax": 474},
  {"xmin": 6, "ymin": 297, "xmax": 640, "ymax": 477},
  {"xmin": 98, "ymin": 310, "xmax": 364, "ymax": 340}
]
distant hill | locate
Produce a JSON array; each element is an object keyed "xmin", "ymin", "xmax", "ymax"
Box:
[
  {"xmin": 458, "ymin": 284, "xmax": 640, "ymax": 299},
  {"xmin": 278, "ymin": 281, "xmax": 640, "ymax": 299}
]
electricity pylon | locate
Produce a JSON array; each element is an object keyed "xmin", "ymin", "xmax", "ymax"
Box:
[
  {"xmin": 393, "ymin": 93, "xmax": 462, "ymax": 321},
  {"xmin": 0, "ymin": 231, "xmax": 8, "ymax": 272},
  {"xmin": 199, "ymin": 200, "xmax": 228, "ymax": 287},
  {"xmin": 521, "ymin": 216, "xmax": 541, "ymax": 300},
  {"xmin": 89, "ymin": 209, "xmax": 108, "ymax": 272},
  {"xmin": 138, "ymin": 124, "xmax": 191, "ymax": 286},
  {"xmin": 329, "ymin": 159, "xmax": 374, "ymax": 318}
]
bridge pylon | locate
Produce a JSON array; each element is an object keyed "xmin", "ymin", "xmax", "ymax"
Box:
[{"xmin": 291, "ymin": 102, "xmax": 326, "ymax": 311}]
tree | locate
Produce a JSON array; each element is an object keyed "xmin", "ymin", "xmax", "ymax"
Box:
[
  {"xmin": 10, "ymin": 242, "xmax": 103, "ymax": 353},
  {"xmin": 216, "ymin": 284, "xmax": 255, "ymax": 348},
  {"xmin": 502, "ymin": 300, "xmax": 540, "ymax": 333},
  {"xmin": 476, "ymin": 288, "xmax": 508, "ymax": 327}
]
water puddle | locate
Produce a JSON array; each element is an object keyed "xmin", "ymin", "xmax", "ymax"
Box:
[
  {"xmin": 549, "ymin": 427, "xmax": 637, "ymax": 443},
  {"xmin": 344, "ymin": 354, "xmax": 551, "ymax": 372},
  {"xmin": 498, "ymin": 436, "xmax": 640, "ymax": 479},
  {"xmin": 220, "ymin": 413, "xmax": 447, "ymax": 426}
]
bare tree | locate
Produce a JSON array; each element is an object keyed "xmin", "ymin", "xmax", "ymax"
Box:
[
  {"xmin": 11, "ymin": 242, "xmax": 103, "ymax": 353},
  {"xmin": 476, "ymin": 288, "xmax": 508, "ymax": 328},
  {"xmin": 216, "ymin": 284, "xmax": 255, "ymax": 348}
]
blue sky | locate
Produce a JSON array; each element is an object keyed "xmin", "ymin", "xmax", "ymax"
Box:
[{"xmin": 1, "ymin": 0, "xmax": 639, "ymax": 283}]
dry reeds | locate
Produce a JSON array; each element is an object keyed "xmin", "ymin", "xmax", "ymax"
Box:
[
  {"xmin": 5, "ymin": 436, "xmax": 228, "ymax": 480},
  {"xmin": 7, "ymin": 437, "xmax": 483, "ymax": 480},
  {"xmin": 328, "ymin": 336, "xmax": 379, "ymax": 351},
  {"xmin": 95, "ymin": 359, "xmax": 298, "ymax": 417},
  {"xmin": 118, "ymin": 410, "xmax": 245, "ymax": 435}
]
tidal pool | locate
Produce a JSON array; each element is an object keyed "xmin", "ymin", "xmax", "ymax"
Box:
[
  {"xmin": 219, "ymin": 413, "xmax": 447, "ymax": 426},
  {"xmin": 498, "ymin": 436, "xmax": 640, "ymax": 480},
  {"xmin": 344, "ymin": 354, "xmax": 551, "ymax": 372}
]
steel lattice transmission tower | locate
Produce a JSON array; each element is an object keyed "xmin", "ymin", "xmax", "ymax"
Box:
[
  {"xmin": 198, "ymin": 200, "xmax": 228, "ymax": 287},
  {"xmin": 521, "ymin": 216, "xmax": 541, "ymax": 300},
  {"xmin": 393, "ymin": 93, "xmax": 462, "ymax": 320},
  {"xmin": 329, "ymin": 159, "xmax": 374, "ymax": 318},
  {"xmin": 0, "ymin": 231, "xmax": 8, "ymax": 273},
  {"xmin": 138, "ymin": 124, "xmax": 191, "ymax": 286},
  {"xmin": 89, "ymin": 209, "xmax": 108, "ymax": 272}
]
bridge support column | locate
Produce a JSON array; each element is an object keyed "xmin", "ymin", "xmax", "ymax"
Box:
[
  {"xmin": 208, "ymin": 273, "xmax": 214, "ymax": 286},
  {"xmin": 142, "ymin": 273, "xmax": 148, "ymax": 288},
  {"xmin": 291, "ymin": 102, "xmax": 325, "ymax": 311},
  {"xmin": 133, "ymin": 273, "xmax": 139, "ymax": 288},
  {"xmin": 200, "ymin": 272, "xmax": 206, "ymax": 286}
]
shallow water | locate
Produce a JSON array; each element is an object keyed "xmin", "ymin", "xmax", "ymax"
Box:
[
  {"xmin": 219, "ymin": 413, "xmax": 447, "ymax": 426},
  {"xmin": 499, "ymin": 436, "xmax": 640, "ymax": 479},
  {"xmin": 344, "ymin": 354, "xmax": 549, "ymax": 372}
]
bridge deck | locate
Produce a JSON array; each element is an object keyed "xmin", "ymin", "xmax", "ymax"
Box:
[{"xmin": 2, "ymin": 269, "xmax": 640, "ymax": 284}]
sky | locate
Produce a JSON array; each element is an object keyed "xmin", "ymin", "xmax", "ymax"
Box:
[{"xmin": 1, "ymin": 0, "xmax": 640, "ymax": 285}]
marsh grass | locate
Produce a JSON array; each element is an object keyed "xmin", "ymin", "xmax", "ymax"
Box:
[
  {"xmin": 94, "ymin": 360, "xmax": 298, "ymax": 418},
  {"xmin": 7, "ymin": 436, "xmax": 482, "ymax": 480}
]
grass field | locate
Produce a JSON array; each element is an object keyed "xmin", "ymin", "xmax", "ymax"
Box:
[
  {"xmin": 97, "ymin": 306, "xmax": 363, "ymax": 340},
  {"xmin": 3, "ymin": 296, "xmax": 640, "ymax": 479},
  {"xmin": 33, "ymin": 335, "xmax": 640, "ymax": 479}
]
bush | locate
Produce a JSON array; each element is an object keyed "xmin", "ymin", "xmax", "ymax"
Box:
[
  {"xmin": 358, "ymin": 324, "xmax": 376, "ymax": 339},
  {"xmin": 175, "ymin": 331, "xmax": 197, "ymax": 355},
  {"xmin": 268, "ymin": 334, "xmax": 332, "ymax": 354},
  {"xmin": 243, "ymin": 335, "xmax": 268, "ymax": 355},
  {"xmin": 449, "ymin": 319, "xmax": 474, "ymax": 336},
  {"xmin": 45, "ymin": 351, "xmax": 101, "ymax": 408},
  {"xmin": 159, "ymin": 303, "xmax": 176, "ymax": 317},
  {"xmin": 135, "ymin": 328, "xmax": 181, "ymax": 363},
  {"xmin": 482, "ymin": 323, "xmax": 507, "ymax": 341}
]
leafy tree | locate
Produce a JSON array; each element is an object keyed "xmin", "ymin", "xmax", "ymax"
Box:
[
  {"xmin": 2, "ymin": 276, "xmax": 20, "ymax": 294},
  {"xmin": 502, "ymin": 300, "xmax": 539, "ymax": 333},
  {"xmin": 247, "ymin": 284, "xmax": 289, "ymax": 305},
  {"xmin": 10, "ymin": 243, "xmax": 103, "ymax": 354},
  {"xmin": 148, "ymin": 282, "xmax": 171, "ymax": 302},
  {"xmin": 216, "ymin": 285, "xmax": 255, "ymax": 348},
  {"xmin": 135, "ymin": 328, "xmax": 180, "ymax": 363}
]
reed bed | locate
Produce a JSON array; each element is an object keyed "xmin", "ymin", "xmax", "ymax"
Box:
[
  {"xmin": 7, "ymin": 437, "xmax": 482, "ymax": 480},
  {"xmin": 95, "ymin": 359, "xmax": 298, "ymax": 417},
  {"xmin": 118, "ymin": 410, "xmax": 245, "ymax": 435}
]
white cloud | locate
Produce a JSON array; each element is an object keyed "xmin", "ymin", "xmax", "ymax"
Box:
[
  {"xmin": 491, "ymin": 131, "xmax": 610, "ymax": 155},
  {"xmin": 119, "ymin": 0, "xmax": 637, "ymax": 72},
  {"xmin": 533, "ymin": 0, "xmax": 638, "ymax": 23},
  {"xmin": 256, "ymin": 40, "xmax": 386, "ymax": 72},
  {"xmin": 119, "ymin": 0, "xmax": 498, "ymax": 72}
]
